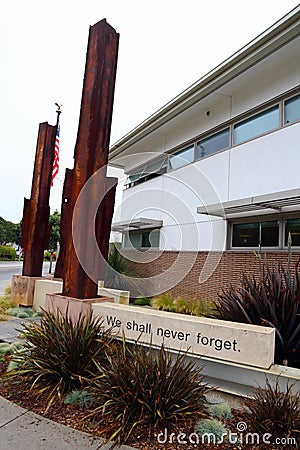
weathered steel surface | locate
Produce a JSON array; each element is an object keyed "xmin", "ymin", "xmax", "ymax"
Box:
[
  {"xmin": 22, "ymin": 123, "xmax": 57, "ymax": 276},
  {"xmin": 53, "ymin": 168, "xmax": 73, "ymax": 280},
  {"xmin": 96, "ymin": 177, "xmax": 118, "ymax": 278},
  {"xmin": 55, "ymin": 19, "xmax": 119, "ymax": 299}
]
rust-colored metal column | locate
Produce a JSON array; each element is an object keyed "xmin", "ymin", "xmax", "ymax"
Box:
[
  {"xmin": 22, "ymin": 123, "xmax": 57, "ymax": 276},
  {"xmin": 55, "ymin": 19, "xmax": 119, "ymax": 299}
]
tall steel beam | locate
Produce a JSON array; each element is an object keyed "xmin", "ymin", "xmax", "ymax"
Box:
[
  {"xmin": 22, "ymin": 123, "xmax": 57, "ymax": 277},
  {"xmin": 55, "ymin": 19, "xmax": 119, "ymax": 299}
]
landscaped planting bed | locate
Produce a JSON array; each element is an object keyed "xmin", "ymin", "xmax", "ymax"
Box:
[{"xmin": 0, "ymin": 309, "xmax": 299, "ymax": 449}]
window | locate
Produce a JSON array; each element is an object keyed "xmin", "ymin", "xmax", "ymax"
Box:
[
  {"xmin": 142, "ymin": 229, "xmax": 160, "ymax": 248},
  {"xmin": 285, "ymin": 218, "xmax": 300, "ymax": 246},
  {"xmin": 233, "ymin": 105, "xmax": 279, "ymax": 145},
  {"xmin": 196, "ymin": 128, "xmax": 230, "ymax": 160},
  {"xmin": 232, "ymin": 220, "xmax": 279, "ymax": 248},
  {"xmin": 144, "ymin": 157, "xmax": 168, "ymax": 179},
  {"xmin": 125, "ymin": 156, "xmax": 167, "ymax": 188},
  {"xmin": 124, "ymin": 90, "xmax": 299, "ymax": 190},
  {"xmin": 169, "ymin": 145, "xmax": 194, "ymax": 170},
  {"xmin": 231, "ymin": 216, "xmax": 300, "ymax": 249},
  {"xmin": 122, "ymin": 229, "xmax": 160, "ymax": 249},
  {"xmin": 284, "ymin": 94, "xmax": 300, "ymax": 125},
  {"xmin": 125, "ymin": 172, "xmax": 144, "ymax": 189}
]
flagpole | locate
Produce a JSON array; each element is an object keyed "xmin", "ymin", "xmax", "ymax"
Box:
[
  {"xmin": 55, "ymin": 103, "xmax": 62, "ymax": 127},
  {"xmin": 49, "ymin": 103, "xmax": 62, "ymax": 274}
]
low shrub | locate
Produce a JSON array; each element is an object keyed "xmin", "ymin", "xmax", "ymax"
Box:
[
  {"xmin": 0, "ymin": 287, "xmax": 17, "ymax": 320},
  {"xmin": 207, "ymin": 401, "xmax": 231, "ymax": 422},
  {"xmin": 151, "ymin": 294, "xmax": 177, "ymax": 312},
  {"xmin": 194, "ymin": 418, "xmax": 228, "ymax": 443},
  {"xmin": 44, "ymin": 251, "xmax": 51, "ymax": 261},
  {"xmin": 5, "ymin": 309, "xmax": 114, "ymax": 410},
  {"xmin": 63, "ymin": 390, "xmax": 90, "ymax": 408},
  {"xmin": 243, "ymin": 379, "xmax": 300, "ymax": 443},
  {"xmin": 9, "ymin": 307, "xmax": 40, "ymax": 319},
  {"xmin": 89, "ymin": 339, "xmax": 209, "ymax": 445},
  {"xmin": 152, "ymin": 295, "xmax": 218, "ymax": 317},
  {"xmin": 6, "ymin": 342, "xmax": 28, "ymax": 372},
  {"xmin": 4, "ymin": 286, "xmax": 11, "ymax": 295},
  {"xmin": 0, "ymin": 343, "xmax": 13, "ymax": 356},
  {"xmin": 133, "ymin": 296, "xmax": 152, "ymax": 306},
  {"xmin": 0, "ymin": 246, "xmax": 16, "ymax": 260},
  {"xmin": 0, "ymin": 341, "xmax": 25, "ymax": 361}
]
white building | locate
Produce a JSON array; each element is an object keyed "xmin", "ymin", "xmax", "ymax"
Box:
[{"xmin": 109, "ymin": 7, "xmax": 300, "ymax": 299}]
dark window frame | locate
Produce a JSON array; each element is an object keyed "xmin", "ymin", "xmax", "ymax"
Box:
[
  {"xmin": 122, "ymin": 228, "xmax": 160, "ymax": 250},
  {"xmin": 229, "ymin": 214, "xmax": 300, "ymax": 250}
]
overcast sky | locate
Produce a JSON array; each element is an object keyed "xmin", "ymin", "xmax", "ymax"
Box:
[{"xmin": 1, "ymin": 0, "xmax": 299, "ymax": 223}]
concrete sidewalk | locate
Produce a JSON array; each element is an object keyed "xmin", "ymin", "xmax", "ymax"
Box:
[
  {"xmin": 0, "ymin": 319, "xmax": 136, "ymax": 450},
  {"xmin": 0, "ymin": 396, "xmax": 137, "ymax": 450},
  {"xmin": 0, "ymin": 317, "xmax": 30, "ymax": 343}
]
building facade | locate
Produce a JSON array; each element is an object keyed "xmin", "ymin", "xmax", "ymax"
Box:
[{"xmin": 109, "ymin": 7, "xmax": 300, "ymax": 300}]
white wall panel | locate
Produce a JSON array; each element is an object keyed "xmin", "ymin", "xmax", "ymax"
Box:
[
  {"xmin": 229, "ymin": 124, "xmax": 300, "ymax": 200},
  {"xmin": 119, "ymin": 177, "xmax": 164, "ymax": 222},
  {"xmin": 160, "ymin": 150, "xmax": 230, "ymax": 226},
  {"xmin": 162, "ymin": 219, "xmax": 226, "ymax": 252}
]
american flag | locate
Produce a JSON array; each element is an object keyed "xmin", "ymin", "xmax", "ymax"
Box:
[{"xmin": 51, "ymin": 124, "xmax": 60, "ymax": 186}]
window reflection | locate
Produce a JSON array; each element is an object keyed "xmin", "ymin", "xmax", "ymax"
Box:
[
  {"xmin": 233, "ymin": 106, "xmax": 279, "ymax": 145},
  {"xmin": 232, "ymin": 221, "xmax": 279, "ymax": 247},
  {"xmin": 169, "ymin": 145, "xmax": 194, "ymax": 170},
  {"xmin": 284, "ymin": 94, "xmax": 300, "ymax": 125},
  {"xmin": 285, "ymin": 218, "xmax": 300, "ymax": 246},
  {"xmin": 196, "ymin": 128, "xmax": 230, "ymax": 160}
]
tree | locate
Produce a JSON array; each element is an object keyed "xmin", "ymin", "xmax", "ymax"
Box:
[
  {"xmin": 0, "ymin": 216, "xmax": 21, "ymax": 244},
  {"xmin": 48, "ymin": 210, "xmax": 61, "ymax": 252}
]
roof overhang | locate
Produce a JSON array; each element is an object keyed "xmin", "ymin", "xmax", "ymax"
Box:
[
  {"xmin": 112, "ymin": 218, "xmax": 163, "ymax": 232},
  {"xmin": 109, "ymin": 7, "xmax": 300, "ymax": 162},
  {"xmin": 197, "ymin": 188, "xmax": 300, "ymax": 219}
]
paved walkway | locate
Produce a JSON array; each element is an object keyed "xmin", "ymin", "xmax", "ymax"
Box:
[
  {"xmin": 0, "ymin": 317, "xmax": 29, "ymax": 343},
  {"xmin": 0, "ymin": 319, "xmax": 136, "ymax": 450}
]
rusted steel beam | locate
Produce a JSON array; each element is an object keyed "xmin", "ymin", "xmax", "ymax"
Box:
[
  {"xmin": 96, "ymin": 177, "xmax": 118, "ymax": 279},
  {"xmin": 22, "ymin": 123, "xmax": 57, "ymax": 277},
  {"xmin": 53, "ymin": 168, "xmax": 73, "ymax": 280},
  {"xmin": 55, "ymin": 19, "xmax": 119, "ymax": 299}
]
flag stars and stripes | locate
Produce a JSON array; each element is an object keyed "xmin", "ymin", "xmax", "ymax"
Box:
[{"xmin": 51, "ymin": 124, "xmax": 60, "ymax": 186}]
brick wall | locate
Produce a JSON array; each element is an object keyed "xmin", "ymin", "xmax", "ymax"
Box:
[{"xmin": 123, "ymin": 250, "xmax": 300, "ymax": 301}]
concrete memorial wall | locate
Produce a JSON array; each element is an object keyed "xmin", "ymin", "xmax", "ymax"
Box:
[{"xmin": 92, "ymin": 303, "xmax": 275, "ymax": 369}]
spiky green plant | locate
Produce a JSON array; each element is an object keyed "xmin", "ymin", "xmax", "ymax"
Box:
[
  {"xmin": 173, "ymin": 297, "xmax": 190, "ymax": 314},
  {"xmin": 244, "ymin": 380, "xmax": 300, "ymax": 443},
  {"xmin": 5, "ymin": 309, "xmax": 114, "ymax": 410},
  {"xmin": 216, "ymin": 258, "xmax": 300, "ymax": 367},
  {"xmin": 105, "ymin": 244, "xmax": 140, "ymax": 295},
  {"xmin": 194, "ymin": 418, "xmax": 228, "ymax": 443},
  {"xmin": 151, "ymin": 294, "xmax": 177, "ymax": 312},
  {"xmin": 0, "ymin": 287, "xmax": 16, "ymax": 320},
  {"xmin": 89, "ymin": 339, "xmax": 209, "ymax": 445},
  {"xmin": 4, "ymin": 285, "xmax": 11, "ymax": 295}
]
